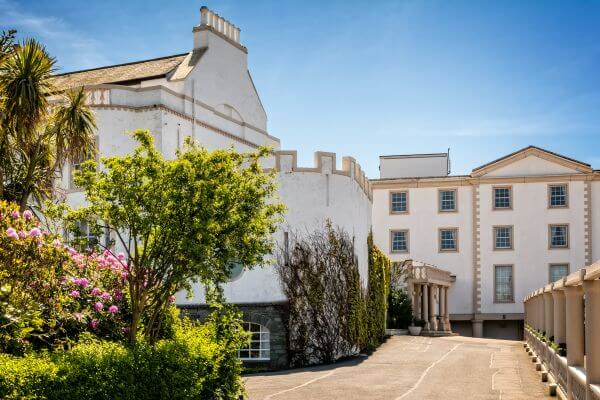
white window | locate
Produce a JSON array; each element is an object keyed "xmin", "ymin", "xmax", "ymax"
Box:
[
  {"xmin": 390, "ymin": 230, "xmax": 409, "ymax": 253},
  {"xmin": 390, "ymin": 191, "xmax": 408, "ymax": 213},
  {"xmin": 493, "ymin": 187, "xmax": 512, "ymax": 209},
  {"xmin": 72, "ymin": 221, "xmax": 98, "ymax": 250},
  {"xmin": 439, "ymin": 189, "xmax": 456, "ymax": 212},
  {"xmin": 494, "ymin": 265, "xmax": 514, "ymax": 303},
  {"xmin": 494, "ymin": 226, "xmax": 513, "ymax": 250},
  {"xmin": 439, "ymin": 228, "xmax": 458, "ymax": 252},
  {"xmin": 238, "ymin": 322, "xmax": 270, "ymax": 361},
  {"xmin": 549, "ymin": 184, "xmax": 568, "ymax": 208},
  {"xmin": 549, "ymin": 225, "xmax": 569, "ymax": 248},
  {"xmin": 549, "ymin": 264, "xmax": 569, "ymax": 283}
]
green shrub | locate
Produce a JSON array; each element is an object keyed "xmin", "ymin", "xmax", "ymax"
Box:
[
  {"xmin": 0, "ymin": 353, "xmax": 57, "ymax": 400},
  {"xmin": 0, "ymin": 316, "xmax": 245, "ymax": 400},
  {"xmin": 387, "ymin": 289, "xmax": 412, "ymax": 329}
]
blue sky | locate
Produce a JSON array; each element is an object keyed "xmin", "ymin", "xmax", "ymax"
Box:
[{"xmin": 2, "ymin": 0, "xmax": 600, "ymax": 176}]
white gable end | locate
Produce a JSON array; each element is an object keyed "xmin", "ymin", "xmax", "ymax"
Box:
[{"xmin": 483, "ymin": 154, "xmax": 582, "ymax": 177}]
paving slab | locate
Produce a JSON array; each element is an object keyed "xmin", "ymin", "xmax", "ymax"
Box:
[{"xmin": 244, "ymin": 336, "xmax": 552, "ymax": 400}]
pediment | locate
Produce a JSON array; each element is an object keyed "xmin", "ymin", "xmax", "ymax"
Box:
[{"xmin": 471, "ymin": 147, "xmax": 591, "ymax": 178}]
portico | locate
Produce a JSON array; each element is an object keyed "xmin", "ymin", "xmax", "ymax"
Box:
[{"xmin": 406, "ymin": 260, "xmax": 455, "ymax": 336}]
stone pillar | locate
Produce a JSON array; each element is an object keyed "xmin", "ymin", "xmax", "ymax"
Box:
[
  {"xmin": 544, "ymin": 291, "xmax": 554, "ymax": 340},
  {"xmin": 429, "ymin": 284, "xmax": 437, "ymax": 331},
  {"xmin": 444, "ymin": 287, "xmax": 451, "ymax": 332},
  {"xmin": 583, "ymin": 280, "xmax": 600, "ymax": 392},
  {"xmin": 564, "ymin": 285, "xmax": 584, "ymax": 400},
  {"xmin": 413, "ymin": 284, "xmax": 422, "ymax": 320},
  {"xmin": 438, "ymin": 286, "xmax": 446, "ymax": 331},
  {"xmin": 422, "ymin": 284, "xmax": 430, "ymax": 331},
  {"xmin": 552, "ymin": 289, "xmax": 566, "ymax": 346}
]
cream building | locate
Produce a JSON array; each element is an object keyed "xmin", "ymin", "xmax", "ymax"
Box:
[
  {"xmin": 50, "ymin": 6, "xmax": 373, "ymax": 369},
  {"xmin": 372, "ymin": 147, "xmax": 600, "ymax": 339}
]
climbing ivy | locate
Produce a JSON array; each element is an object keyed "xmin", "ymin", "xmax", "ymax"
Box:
[{"xmin": 277, "ymin": 224, "xmax": 392, "ymax": 367}]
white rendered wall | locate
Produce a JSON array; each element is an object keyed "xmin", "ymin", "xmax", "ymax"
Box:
[
  {"xmin": 379, "ymin": 155, "xmax": 448, "ymax": 179},
  {"xmin": 593, "ymin": 181, "xmax": 600, "ymax": 263},
  {"xmin": 372, "ymin": 186, "xmax": 474, "ymax": 315},
  {"xmin": 477, "ymin": 181, "xmax": 586, "ymax": 315},
  {"xmin": 177, "ymin": 154, "xmax": 373, "ymax": 305}
]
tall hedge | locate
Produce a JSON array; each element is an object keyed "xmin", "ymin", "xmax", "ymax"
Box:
[{"xmin": 365, "ymin": 232, "xmax": 391, "ymax": 350}]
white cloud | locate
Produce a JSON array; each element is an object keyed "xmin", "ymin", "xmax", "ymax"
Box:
[{"xmin": 0, "ymin": 0, "xmax": 110, "ymax": 70}]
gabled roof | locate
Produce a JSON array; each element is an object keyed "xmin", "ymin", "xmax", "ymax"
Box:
[
  {"xmin": 471, "ymin": 145, "xmax": 592, "ymax": 177},
  {"xmin": 50, "ymin": 53, "xmax": 189, "ymax": 91}
]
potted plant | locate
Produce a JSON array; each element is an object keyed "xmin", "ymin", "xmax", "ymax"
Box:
[{"xmin": 408, "ymin": 318, "xmax": 424, "ymax": 336}]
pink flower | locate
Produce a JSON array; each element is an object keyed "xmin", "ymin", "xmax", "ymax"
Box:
[
  {"xmin": 168, "ymin": 295, "xmax": 176, "ymax": 304},
  {"xmin": 94, "ymin": 301, "xmax": 104, "ymax": 311},
  {"xmin": 73, "ymin": 277, "xmax": 89, "ymax": 288},
  {"xmin": 28, "ymin": 227, "xmax": 42, "ymax": 238},
  {"xmin": 5, "ymin": 228, "xmax": 19, "ymax": 240},
  {"xmin": 18, "ymin": 231, "xmax": 26, "ymax": 238},
  {"xmin": 70, "ymin": 290, "xmax": 80, "ymax": 298},
  {"xmin": 100, "ymin": 292, "xmax": 111, "ymax": 301},
  {"xmin": 10, "ymin": 210, "xmax": 19, "ymax": 219},
  {"xmin": 89, "ymin": 319, "xmax": 99, "ymax": 329},
  {"xmin": 91, "ymin": 287, "xmax": 102, "ymax": 296},
  {"xmin": 23, "ymin": 210, "xmax": 33, "ymax": 220},
  {"xmin": 114, "ymin": 289, "xmax": 123, "ymax": 301},
  {"xmin": 117, "ymin": 252, "xmax": 126, "ymax": 261},
  {"xmin": 108, "ymin": 305, "xmax": 118, "ymax": 314}
]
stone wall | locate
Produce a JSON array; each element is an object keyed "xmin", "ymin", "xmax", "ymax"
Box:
[{"xmin": 179, "ymin": 301, "xmax": 289, "ymax": 370}]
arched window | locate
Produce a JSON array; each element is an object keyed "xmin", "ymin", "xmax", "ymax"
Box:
[{"xmin": 238, "ymin": 322, "xmax": 270, "ymax": 360}]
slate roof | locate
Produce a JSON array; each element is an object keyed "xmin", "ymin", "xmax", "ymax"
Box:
[{"xmin": 50, "ymin": 53, "xmax": 189, "ymax": 91}]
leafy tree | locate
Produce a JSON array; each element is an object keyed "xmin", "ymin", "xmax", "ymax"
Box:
[
  {"xmin": 57, "ymin": 129, "xmax": 283, "ymax": 343},
  {"xmin": 0, "ymin": 38, "xmax": 96, "ymax": 209}
]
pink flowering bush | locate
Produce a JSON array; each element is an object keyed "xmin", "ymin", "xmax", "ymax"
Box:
[{"xmin": 0, "ymin": 201, "xmax": 129, "ymax": 354}]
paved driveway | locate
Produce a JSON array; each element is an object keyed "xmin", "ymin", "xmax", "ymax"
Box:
[{"xmin": 244, "ymin": 335, "xmax": 551, "ymax": 400}]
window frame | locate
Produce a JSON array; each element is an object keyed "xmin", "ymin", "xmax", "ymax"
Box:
[
  {"xmin": 69, "ymin": 135, "xmax": 99, "ymax": 192},
  {"xmin": 389, "ymin": 190, "xmax": 409, "ymax": 214},
  {"xmin": 548, "ymin": 263, "xmax": 570, "ymax": 284},
  {"xmin": 238, "ymin": 322, "xmax": 270, "ymax": 361},
  {"xmin": 494, "ymin": 264, "xmax": 515, "ymax": 304},
  {"xmin": 438, "ymin": 188, "xmax": 458, "ymax": 213},
  {"xmin": 492, "ymin": 185, "xmax": 513, "ymax": 210},
  {"xmin": 493, "ymin": 225, "xmax": 514, "ymax": 251},
  {"xmin": 390, "ymin": 229, "xmax": 409, "ymax": 253},
  {"xmin": 438, "ymin": 227, "xmax": 459, "ymax": 252},
  {"xmin": 548, "ymin": 224, "xmax": 569, "ymax": 249},
  {"xmin": 548, "ymin": 183, "xmax": 569, "ymax": 209}
]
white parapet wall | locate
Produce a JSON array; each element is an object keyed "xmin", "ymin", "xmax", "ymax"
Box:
[{"xmin": 176, "ymin": 150, "xmax": 373, "ymax": 305}]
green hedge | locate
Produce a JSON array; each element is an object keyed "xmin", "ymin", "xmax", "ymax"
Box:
[
  {"xmin": 364, "ymin": 232, "xmax": 391, "ymax": 350},
  {"xmin": 0, "ymin": 319, "xmax": 244, "ymax": 400}
]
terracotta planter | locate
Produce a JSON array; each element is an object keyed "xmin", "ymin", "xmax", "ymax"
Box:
[{"xmin": 408, "ymin": 326, "xmax": 422, "ymax": 336}]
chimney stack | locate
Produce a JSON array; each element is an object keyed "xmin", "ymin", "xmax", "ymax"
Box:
[{"xmin": 195, "ymin": 6, "xmax": 241, "ymax": 48}]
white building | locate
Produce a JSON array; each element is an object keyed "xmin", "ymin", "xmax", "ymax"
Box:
[
  {"xmin": 372, "ymin": 147, "xmax": 600, "ymax": 339},
  {"xmin": 51, "ymin": 7, "xmax": 373, "ymax": 369}
]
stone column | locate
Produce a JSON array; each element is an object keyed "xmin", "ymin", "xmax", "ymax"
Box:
[
  {"xmin": 422, "ymin": 284, "xmax": 430, "ymax": 331},
  {"xmin": 583, "ymin": 280, "xmax": 600, "ymax": 393},
  {"xmin": 438, "ymin": 286, "xmax": 446, "ymax": 331},
  {"xmin": 564, "ymin": 285, "xmax": 584, "ymax": 400},
  {"xmin": 413, "ymin": 284, "xmax": 422, "ymax": 320},
  {"xmin": 552, "ymin": 289, "xmax": 566, "ymax": 346},
  {"xmin": 429, "ymin": 284, "xmax": 437, "ymax": 331},
  {"xmin": 444, "ymin": 286, "xmax": 451, "ymax": 332},
  {"xmin": 544, "ymin": 291, "xmax": 554, "ymax": 340}
]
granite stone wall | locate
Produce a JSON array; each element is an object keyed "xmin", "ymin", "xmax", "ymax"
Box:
[{"xmin": 179, "ymin": 301, "xmax": 289, "ymax": 370}]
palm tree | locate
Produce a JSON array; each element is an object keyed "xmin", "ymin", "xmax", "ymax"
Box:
[{"xmin": 0, "ymin": 38, "xmax": 96, "ymax": 210}]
